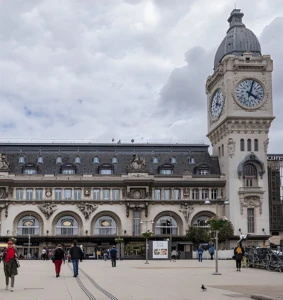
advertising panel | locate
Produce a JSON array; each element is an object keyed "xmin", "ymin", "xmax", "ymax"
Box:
[{"xmin": 152, "ymin": 241, "xmax": 168, "ymax": 259}]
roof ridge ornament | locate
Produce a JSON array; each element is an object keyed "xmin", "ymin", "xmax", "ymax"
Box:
[{"xmin": 227, "ymin": 9, "xmax": 245, "ymax": 32}]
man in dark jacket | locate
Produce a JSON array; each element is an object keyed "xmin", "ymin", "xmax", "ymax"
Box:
[
  {"xmin": 69, "ymin": 240, "xmax": 83, "ymax": 277},
  {"xmin": 109, "ymin": 246, "xmax": 118, "ymax": 267}
]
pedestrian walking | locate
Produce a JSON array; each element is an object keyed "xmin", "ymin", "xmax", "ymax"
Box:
[
  {"xmin": 234, "ymin": 242, "xmax": 245, "ymax": 271},
  {"xmin": 198, "ymin": 245, "xmax": 204, "ymax": 262},
  {"xmin": 103, "ymin": 249, "xmax": 108, "ymax": 261},
  {"xmin": 69, "ymin": 240, "xmax": 83, "ymax": 277},
  {"xmin": 52, "ymin": 244, "xmax": 66, "ymax": 278},
  {"xmin": 2, "ymin": 239, "xmax": 18, "ymax": 292},
  {"xmin": 209, "ymin": 245, "xmax": 215, "ymax": 260},
  {"xmin": 41, "ymin": 247, "xmax": 47, "ymax": 260},
  {"xmin": 109, "ymin": 245, "xmax": 118, "ymax": 267},
  {"xmin": 171, "ymin": 249, "xmax": 178, "ymax": 262}
]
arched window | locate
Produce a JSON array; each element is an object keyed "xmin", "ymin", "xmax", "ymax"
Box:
[
  {"xmin": 112, "ymin": 157, "xmax": 118, "ymax": 164},
  {"xmin": 155, "ymin": 216, "xmax": 177, "ymax": 235},
  {"xmin": 240, "ymin": 139, "xmax": 245, "ymax": 151},
  {"xmin": 18, "ymin": 156, "xmax": 25, "ymax": 163},
  {"xmin": 221, "ymin": 144, "xmax": 224, "ymax": 156},
  {"xmin": 247, "ymin": 139, "xmax": 252, "ymax": 151},
  {"xmin": 171, "ymin": 157, "xmax": 177, "ymax": 164},
  {"xmin": 192, "ymin": 215, "xmax": 210, "ymax": 228},
  {"xmin": 74, "ymin": 156, "xmax": 81, "ymax": 164},
  {"xmin": 254, "ymin": 139, "xmax": 259, "ymax": 152},
  {"xmin": 244, "ymin": 163, "xmax": 258, "ymax": 187},
  {"xmin": 218, "ymin": 146, "xmax": 221, "ymax": 157},
  {"xmin": 17, "ymin": 216, "xmax": 40, "ymax": 235},
  {"xmin": 37, "ymin": 156, "xmax": 44, "ymax": 164},
  {"xmin": 188, "ymin": 157, "xmax": 195, "ymax": 164},
  {"xmin": 93, "ymin": 156, "xmax": 100, "ymax": 164},
  {"xmin": 56, "ymin": 156, "xmax": 62, "ymax": 164},
  {"xmin": 56, "ymin": 216, "xmax": 78, "ymax": 235},
  {"xmin": 153, "ymin": 157, "xmax": 159, "ymax": 164},
  {"xmin": 94, "ymin": 216, "xmax": 117, "ymax": 235}
]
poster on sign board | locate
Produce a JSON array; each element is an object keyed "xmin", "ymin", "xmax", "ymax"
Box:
[{"xmin": 152, "ymin": 241, "xmax": 168, "ymax": 259}]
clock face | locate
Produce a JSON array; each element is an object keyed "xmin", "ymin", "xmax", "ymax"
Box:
[
  {"xmin": 236, "ymin": 80, "xmax": 264, "ymax": 108},
  {"xmin": 211, "ymin": 89, "xmax": 224, "ymax": 118}
]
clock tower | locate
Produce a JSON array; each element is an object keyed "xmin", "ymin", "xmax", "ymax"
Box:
[{"xmin": 206, "ymin": 9, "xmax": 274, "ymax": 242}]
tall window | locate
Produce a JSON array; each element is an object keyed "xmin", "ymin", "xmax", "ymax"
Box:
[
  {"xmin": 221, "ymin": 144, "xmax": 224, "ymax": 156},
  {"xmin": 154, "ymin": 189, "xmax": 161, "ymax": 200},
  {"xmin": 112, "ymin": 189, "xmax": 120, "ymax": 200},
  {"xmin": 133, "ymin": 211, "xmax": 141, "ymax": 235},
  {"xmin": 17, "ymin": 216, "xmax": 40, "ymax": 235},
  {"xmin": 94, "ymin": 216, "xmax": 117, "ymax": 235},
  {"xmin": 254, "ymin": 139, "xmax": 259, "ymax": 151},
  {"xmin": 244, "ymin": 164, "xmax": 257, "ymax": 187},
  {"xmin": 247, "ymin": 208, "xmax": 255, "ymax": 233},
  {"xmin": 247, "ymin": 139, "xmax": 252, "ymax": 151},
  {"xmin": 192, "ymin": 189, "xmax": 199, "ymax": 200},
  {"xmin": 56, "ymin": 216, "xmax": 78, "ymax": 235},
  {"xmin": 93, "ymin": 189, "xmax": 100, "ymax": 200},
  {"xmin": 26, "ymin": 189, "xmax": 33, "ymax": 200},
  {"xmin": 155, "ymin": 216, "xmax": 177, "ymax": 235},
  {"xmin": 218, "ymin": 147, "xmax": 221, "ymax": 157},
  {"xmin": 74, "ymin": 189, "xmax": 81, "ymax": 200},
  {"xmin": 103, "ymin": 189, "xmax": 110, "ymax": 200},
  {"xmin": 35, "ymin": 188, "xmax": 43, "ymax": 200},
  {"xmin": 64, "ymin": 189, "xmax": 72, "ymax": 200},
  {"xmin": 201, "ymin": 189, "xmax": 209, "ymax": 200},
  {"xmin": 164, "ymin": 189, "xmax": 171, "ymax": 200},
  {"xmin": 211, "ymin": 189, "xmax": 217, "ymax": 200},
  {"xmin": 16, "ymin": 188, "xmax": 24, "ymax": 200},
  {"xmin": 55, "ymin": 188, "xmax": 62, "ymax": 200},
  {"xmin": 173, "ymin": 189, "xmax": 180, "ymax": 200},
  {"xmin": 240, "ymin": 139, "xmax": 245, "ymax": 151},
  {"xmin": 153, "ymin": 157, "xmax": 159, "ymax": 164}
]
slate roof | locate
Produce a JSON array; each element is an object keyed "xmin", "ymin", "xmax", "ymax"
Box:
[{"xmin": 0, "ymin": 143, "xmax": 221, "ymax": 176}]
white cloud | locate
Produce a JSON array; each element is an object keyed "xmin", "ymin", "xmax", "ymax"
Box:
[{"xmin": 0, "ymin": 0, "xmax": 282, "ymax": 153}]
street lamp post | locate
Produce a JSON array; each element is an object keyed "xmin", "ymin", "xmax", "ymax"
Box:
[
  {"xmin": 28, "ymin": 234, "xmax": 31, "ymax": 260},
  {"xmin": 204, "ymin": 198, "xmax": 229, "ymax": 276},
  {"xmin": 140, "ymin": 220, "xmax": 154, "ymax": 264}
]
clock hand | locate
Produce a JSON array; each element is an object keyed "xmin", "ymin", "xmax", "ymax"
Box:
[{"xmin": 249, "ymin": 81, "xmax": 255, "ymax": 94}]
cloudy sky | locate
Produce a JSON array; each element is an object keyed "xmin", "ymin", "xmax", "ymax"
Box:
[{"xmin": 0, "ymin": 0, "xmax": 282, "ymax": 153}]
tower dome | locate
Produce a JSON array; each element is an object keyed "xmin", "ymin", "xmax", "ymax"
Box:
[{"xmin": 214, "ymin": 9, "xmax": 261, "ymax": 68}]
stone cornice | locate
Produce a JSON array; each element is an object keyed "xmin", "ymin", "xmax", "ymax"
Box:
[{"xmin": 207, "ymin": 117, "xmax": 274, "ymax": 146}]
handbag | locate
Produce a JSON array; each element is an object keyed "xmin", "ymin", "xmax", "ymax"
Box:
[{"xmin": 15, "ymin": 258, "xmax": 20, "ymax": 268}]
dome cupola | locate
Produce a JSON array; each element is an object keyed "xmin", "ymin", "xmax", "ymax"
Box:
[{"xmin": 214, "ymin": 9, "xmax": 261, "ymax": 69}]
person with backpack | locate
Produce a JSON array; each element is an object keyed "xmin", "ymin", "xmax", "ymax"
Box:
[
  {"xmin": 52, "ymin": 244, "xmax": 66, "ymax": 278},
  {"xmin": 2, "ymin": 239, "xmax": 18, "ymax": 292}
]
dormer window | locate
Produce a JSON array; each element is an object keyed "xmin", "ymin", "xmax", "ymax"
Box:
[
  {"xmin": 194, "ymin": 163, "xmax": 211, "ymax": 175},
  {"xmin": 153, "ymin": 157, "xmax": 159, "ymax": 164},
  {"xmin": 23, "ymin": 164, "xmax": 37, "ymax": 175},
  {"xmin": 74, "ymin": 156, "xmax": 81, "ymax": 164},
  {"xmin": 159, "ymin": 164, "xmax": 174, "ymax": 175},
  {"xmin": 98, "ymin": 164, "xmax": 114, "ymax": 175},
  {"xmin": 56, "ymin": 156, "xmax": 62, "ymax": 164},
  {"xmin": 93, "ymin": 156, "xmax": 100, "ymax": 164},
  {"xmin": 188, "ymin": 157, "xmax": 195, "ymax": 164},
  {"xmin": 18, "ymin": 156, "xmax": 25, "ymax": 164},
  {"xmin": 112, "ymin": 157, "xmax": 118, "ymax": 164},
  {"xmin": 171, "ymin": 157, "xmax": 177, "ymax": 164},
  {"xmin": 37, "ymin": 156, "xmax": 44, "ymax": 164},
  {"xmin": 60, "ymin": 164, "xmax": 76, "ymax": 175},
  {"xmin": 199, "ymin": 169, "xmax": 209, "ymax": 175}
]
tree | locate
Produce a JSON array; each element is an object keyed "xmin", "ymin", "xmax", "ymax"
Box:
[
  {"xmin": 185, "ymin": 226, "xmax": 210, "ymax": 245},
  {"xmin": 206, "ymin": 217, "xmax": 234, "ymax": 243}
]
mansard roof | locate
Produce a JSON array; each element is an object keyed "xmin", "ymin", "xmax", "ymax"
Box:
[{"xmin": 0, "ymin": 143, "xmax": 221, "ymax": 176}]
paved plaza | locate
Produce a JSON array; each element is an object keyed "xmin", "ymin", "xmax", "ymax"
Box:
[{"xmin": 0, "ymin": 259, "xmax": 282, "ymax": 300}]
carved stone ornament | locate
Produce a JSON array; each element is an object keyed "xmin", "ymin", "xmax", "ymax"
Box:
[
  {"xmin": 263, "ymin": 138, "xmax": 269, "ymax": 153},
  {"xmin": 84, "ymin": 188, "xmax": 91, "ymax": 197},
  {"xmin": 0, "ymin": 186, "xmax": 9, "ymax": 199},
  {"xmin": 178, "ymin": 203, "xmax": 195, "ymax": 223},
  {"xmin": 227, "ymin": 138, "xmax": 236, "ymax": 158},
  {"xmin": 126, "ymin": 202, "xmax": 148, "ymax": 218},
  {"xmin": 240, "ymin": 196, "xmax": 262, "ymax": 215},
  {"xmin": 127, "ymin": 154, "xmax": 147, "ymax": 173},
  {"xmin": 0, "ymin": 154, "xmax": 9, "ymax": 170},
  {"xmin": 45, "ymin": 188, "xmax": 52, "ymax": 198},
  {"xmin": 183, "ymin": 188, "xmax": 190, "ymax": 198},
  {"xmin": 0, "ymin": 202, "xmax": 9, "ymax": 218},
  {"xmin": 77, "ymin": 203, "xmax": 97, "ymax": 220},
  {"xmin": 37, "ymin": 203, "xmax": 57, "ymax": 219}
]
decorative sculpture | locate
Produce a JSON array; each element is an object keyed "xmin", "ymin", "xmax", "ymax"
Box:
[
  {"xmin": 0, "ymin": 187, "xmax": 9, "ymax": 199},
  {"xmin": 240, "ymin": 196, "xmax": 262, "ymax": 215},
  {"xmin": 0, "ymin": 154, "xmax": 9, "ymax": 170},
  {"xmin": 77, "ymin": 203, "xmax": 97, "ymax": 219},
  {"xmin": 227, "ymin": 138, "xmax": 236, "ymax": 157},
  {"xmin": 84, "ymin": 188, "xmax": 91, "ymax": 197},
  {"xmin": 127, "ymin": 154, "xmax": 147, "ymax": 173},
  {"xmin": 37, "ymin": 203, "xmax": 57, "ymax": 219},
  {"xmin": 178, "ymin": 203, "xmax": 195, "ymax": 223},
  {"xmin": 45, "ymin": 188, "xmax": 52, "ymax": 197}
]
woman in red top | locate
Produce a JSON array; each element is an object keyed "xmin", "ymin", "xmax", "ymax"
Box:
[{"xmin": 2, "ymin": 239, "xmax": 18, "ymax": 292}]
